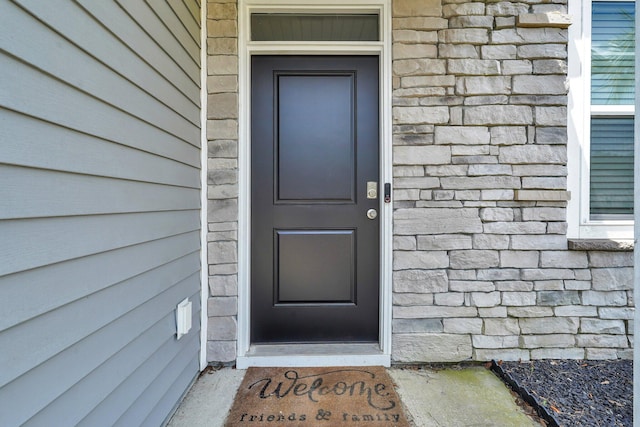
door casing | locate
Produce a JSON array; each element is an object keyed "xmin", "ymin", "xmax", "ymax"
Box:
[{"xmin": 236, "ymin": 0, "xmax": 392, "ymax": 368}]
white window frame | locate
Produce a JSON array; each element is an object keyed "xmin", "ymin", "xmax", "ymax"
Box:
[
  {"xmin": 236, "ymin": 0, "xmax": 393, "ymax": 368},
  {"xmin": 567, "ymin": 0, "xmax": 635, "ymax": 239}
]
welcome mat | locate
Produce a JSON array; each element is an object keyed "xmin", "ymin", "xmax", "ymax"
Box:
[{"xmin": 225, "ymin": 367, "xmax": 409, "ymax": 426}]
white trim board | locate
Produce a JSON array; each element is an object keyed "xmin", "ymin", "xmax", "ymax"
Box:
[
  {"xmin": 199, "ymin": 0, "xmax": 209, "ymax": 371},
  {"xmin": 236, "ymin": 0, "xmax": 393, "ymax": 368}
]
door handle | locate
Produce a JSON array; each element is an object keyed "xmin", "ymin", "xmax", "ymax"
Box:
[{"xmin": 366, "ymin": 209, "xmax": 377, "ymax": 220}]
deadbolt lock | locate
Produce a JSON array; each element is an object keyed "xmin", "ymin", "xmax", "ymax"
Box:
[{"xmin": 367, "ymin": 181, "xmax": 377, "ymax": 199}]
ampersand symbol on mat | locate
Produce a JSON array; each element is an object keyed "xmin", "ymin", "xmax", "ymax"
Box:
[{"xmin": 315, "ymin": 409, "xmax": 331, "ymax": 421}]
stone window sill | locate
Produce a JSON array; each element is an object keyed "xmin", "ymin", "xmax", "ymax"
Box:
[{"xmin": 568, "ymin": 239, "xmax": 634, "ymax": 251}]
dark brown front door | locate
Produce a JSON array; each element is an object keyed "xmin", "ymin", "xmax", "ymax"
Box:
[{"xmin": 251, "ymin": 55, "xmax": 380, "ymax": 344}]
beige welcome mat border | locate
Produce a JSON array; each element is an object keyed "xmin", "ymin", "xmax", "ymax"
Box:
[{"xmin": 225, "ymin": 366, "xmax": 409, "ymax": 426}]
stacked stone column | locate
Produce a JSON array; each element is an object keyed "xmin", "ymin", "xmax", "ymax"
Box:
[{"xmin": 206, "ymin": 0, "xmax": 239, "ymax": 363}]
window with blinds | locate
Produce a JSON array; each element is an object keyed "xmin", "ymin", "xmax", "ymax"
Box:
[
  {"xmin": 589, "ymin": 1, "xmax": 635, "ymax": 219},
  {"xmin": 251, "ymin": 14, "xmax": 379, "ymax": 41}
]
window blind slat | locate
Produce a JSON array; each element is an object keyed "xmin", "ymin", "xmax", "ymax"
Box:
[
  {"xmin": 589, "ymin": 117, "xmax": 635, "ymax": 216},
  {"xmin": 251, "ymin": 14, "xmax": 379, "ymax": 41},
  {"xmin": 591, "ymin": 1, "xmax": 635, "ymax": 105}
]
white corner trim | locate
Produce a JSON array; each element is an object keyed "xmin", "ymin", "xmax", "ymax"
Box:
[
  {"xmin": 237, "ymin": 0, "xmax": 393, "ymax": 366},
  {"xmin": 199, "ymin": 0, "xmax": 209, "ymax": 371}
]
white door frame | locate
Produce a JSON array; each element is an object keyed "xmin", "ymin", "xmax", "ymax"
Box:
[{"xmin": 236, "ymin": 0, "xmax": 392, "ymax": 368}]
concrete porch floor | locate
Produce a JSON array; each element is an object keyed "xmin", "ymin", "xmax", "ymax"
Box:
[{"xmin": 167, "ymin": 366, "xmax": 542, "ymax": 426}]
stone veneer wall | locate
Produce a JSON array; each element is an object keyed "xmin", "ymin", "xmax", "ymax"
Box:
[
  {"xmin": 205, "ymin": 0, "xmax": 634, "ymax": 364},
  {"xmin": 390, "ymin": 0, "xmax": 633, "ymax": 362}
]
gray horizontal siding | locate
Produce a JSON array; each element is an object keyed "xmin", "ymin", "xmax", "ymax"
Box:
[{"xmin": 0, "ymin": 0, "xmax": 202, "ymax": 425}]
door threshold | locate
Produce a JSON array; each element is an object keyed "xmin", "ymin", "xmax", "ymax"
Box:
[{"xmin": 236, "ymin": 343, "xmax": 390, "ymax": 369}]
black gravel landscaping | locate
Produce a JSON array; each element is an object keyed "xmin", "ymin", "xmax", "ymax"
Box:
[{"xmin": 493, "ymin": 359, "xmax": 632, "ymax": 427}]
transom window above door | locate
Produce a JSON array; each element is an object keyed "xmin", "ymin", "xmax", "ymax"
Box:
[{"xmin": 250, "ymin": 13, "xmax": 380, "ymax": 41}]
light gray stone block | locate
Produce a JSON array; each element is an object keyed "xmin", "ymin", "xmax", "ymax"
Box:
[
  {"xmin": 502, "ymin": 292, "xmax": 537, "ymax": 307},
  {"xmin": 394, "ymin": 293, "xmax": 435, "ymax": 306},
  {"xmin": 208, "ymin": 241, "xmax": 237, "ymax": 264},
  {"xmin": 480, "ymin": 208, "xmax": 514, "ymax": 222},
  {"xmin": 456, "ymin": 76, "xmax": 512, "ymax": 95},
  {"xmin": 434, "ymin": 292, "xmax": 465, "ymax": 306},
  {"xmin": 478, "ymin": 307, "xmax": 508, "ymax": 318},
  {"xmin": 393, "ymin": 319, "xmax": 444, "ymax": 333},
  {"xmin": 527, "ymin": 175, "xmax": 570, "ymax": 191},
  {"xmin": 496, "ymin": 281, "xmax": 534, "ymax": 291},
  {"xmin": 484, "ymin": 222, "xmax": 547, "ymax": 234},
  {"xmin": 209, "ymin": 274, "xmax": 238, "ymax": 296},
  {"xmin": 530, "ymin": 348, "xmax": 584, "ymax": 359},
  {"xmin": 468, "ymin": 164, "xmax": 513, "ymax": 176},
  {"xmin": 465, "ymin": 105, "xmax": 532, "ymax": 125},
  {"xmin": 517, "ymin": 44, "xmax": 567, "ymax": 59},
  {"xmin": 450, "ymin": 250, "xmax": 500, "ymax": 269},
  {"xmin": 599, "ymin": 308, "xmax": 634, "ymax": 320},
  {"xmin": 522, "ymin": 208, "xmax": 566, "ymax": 221},
  {"xmin": 439, "ymin": 29, "xmax": 489, "ymax": 45},
  {"xmin": 591, "ymin": 268, "xmax": 633, "ymax": 291},
  {"xmin": 576, "ymin": 334, "xmax": 628, "ymax": 348},
  {"xmin": 443, "ymin": 318, "xmax": 483, "ymax": 334},
  {"xmin": 394, "ymin": 251, "xmax": 450, "ymax": 270},
  {"xmin": 394, "ymin": 236, "xmax": 417, "ymax": 250},
  {"xmin": 487, "ymin": 2, "xmax": 529, "ymax": 16},
  {"xmin": 540, "ymin": 251, "xmax": 588, "ymax": 268},
  {"xmin": 392, "ymin": 334, "xmax": 473, "ymax": 362},
  {"xmin": 589, "ymin": 252, "xmax": 634, "ymax": 268},
  {"xmin": 395, "ymin": 208, "xmax": 483, "ymax": 234},
  {"xmin": 521, "ymin": 268, "xmax": 574, "ymax": 280},
  {"xmin": 394, "ymin": 145, "xmax": 452, "ymax": 166},
  {"xmin": 208, "ymin": 296, "xmax": 238, "ymax": 316},
  {"xmin": 554, "ymin": 305, "xmax": 598, "ymax": 317},
  {"xmin": 484, "ymin": 318, "xmax": 520, "ymax": 336},
  {"xmin": 393, "ymin": 59, "xmax": 446, "ymax": 76},
  {"xmin": 521, "ymin": 334, "xmax": 575, "ymax": 348},
  {"xmin": 499, "ymin": 144, "xmax": 567, "ymax": 164},
  {"xmin": 585, "ymin": 348, "xmax": 620, "ymax": 360},
  {"xmin": 393, "ymin": 0, "xmax": 443, "ymax": 17},
  {"xmin": 534, "ymin": 280, "xmax": 565, "ymax": 291},
  {"xmin": 207, "ymin": 316, "xmax": 237, "ymax": 340},
  {"xmin": 502, "ymin": 60, "xmax": 533, "ymax": 75},
  {"xmin": 394, "ymin": 269, "xmax": 449, "ymax": 293},
  {"xmin": 580, "ymin": 319, "xmax": 626, "ymax": 335},
  {"xmin": 481, "ymin": 45, "xmax": 517, "ymax": 60},
  {"xmin": 475, "ymin": 349, "xmax": 530, "ymax": 361},
  {"xmin": 393, "ymin": 17, "xmax": 448, "ymax": 30},
  {"xmin": 207, "ymin": 340, "xmax": 236, "ymax": 363},
  {"xmin": 417, "ymin": 234, "xmax": 473, "ymax": 250},
  {"xmin": 520, "ymin": 317, "xmax": 579, "ymax": 334},
  {"xmin": 512, "ymin": 235, "xmax": 568, "ymax": 250},
  {"xmin": 207, "ymin": 119, "xmax": 238, "ymax": 140},
  {"xmin": 441, "ymin": 176, "xmax": 521, "ymax": 190},
  {"xmin": 473, "ymin": 234, "xmax": 510, "ymax": 250},
  {"xmin": 508, "ymin": 306, "xmax": 554, "ymax": 317},
  {"xmin": 438, "ymin": 44, "xmax": 479, "ymax": 59},
  {"xmin": 208, "ymin": 55, "xmax": 238, "ymax": 75},
  {"xmin": 470, "ymin": 291, "xmax": 501, "ymax": 307},
  {"xmin": 394, "ymin": 106, "xmax": 450, "ymax": 124},
  {"xmin": 473, "ymin": 335, "xmax": 519, "ymax": 348},
  {"xmin": 500, "ymin": 251, "xmax": 539, "ymax": 268},
  {"xmin": 582, "ymin": 291, "xmax": 628, "ymax": 307},
  {"xmin": 450, "ymin": 281, "xmax": 495, "ymax": 292},
  {"xmin": 394, "ymin": 306, "xmax": 478, "ymax": 319},
  {"xmin": 537, "ymin": 291, "xmax": 580, "ymax": 306},
  {"xmin": 393, "ymin": 43, "xmax": 438, "ymax": 59},
  {"xmin": 442, "ymin": 2, "xmax": 485, "ymax": 17},
  {"xmin": 434, "ymin": 126, "xmax": 490, "ymax": 145},
  {"xmin": 450, "ymin": 16, "xmax": 495, "ymax": 29},
  {"xmin": 477, "ymin": 268, "xmax": 520, "ymax": 281},
  {"xmin": 393, "ymin": 30, "xmax": 439, "ymax": 44}
]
